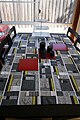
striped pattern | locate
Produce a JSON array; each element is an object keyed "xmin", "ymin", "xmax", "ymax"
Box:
[
  {"xmin": 70, "ymin": 75, "xmax": 79, "ymax": 92},
  {"xmin": 55, "ymin": 66, "xmax": 59, "ymax": 75},
  {"xmin": 32, "ymin": 96, "xmax": 36, "ymax": 105},
  {"xmin": 0, "ymin": 0, "xmax": 75, "ymax": 23},
  {"xmin": 7, "ymin": 74, "xmax": 14, "ymax": 91},
  {"xmin": 50, "ymin": 78, "xmax": 54, "ymax": 91}
]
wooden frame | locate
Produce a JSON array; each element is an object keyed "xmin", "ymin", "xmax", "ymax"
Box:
[
  {"xmin": 71, "ymin": 0, "xmax": 80, "ymax": 39},
  {"xmin": 76, "ymin": 15, "xmax": 80, "ymax": 33}
]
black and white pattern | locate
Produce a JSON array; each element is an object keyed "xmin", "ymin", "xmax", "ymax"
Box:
[{"xmin": 0, "ymin": 33, "xmax": 80, "ymax": 105}]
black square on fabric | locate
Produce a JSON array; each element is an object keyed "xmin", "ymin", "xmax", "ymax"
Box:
[
  {"xmin": 57, "ymin": 91, "xmax": 63, "ymax": 96},
  {"xmin": 59, "ymin": 79, "xmax": 73, "ymax": 91},
  {"xmin": 41, "ymin": 96, "xmax": 56, "ymax": 104},
  {"xmin": 11, "ymin": 63, "xmax": 18, "ymax": 71},
  {"xmin": 2, "ymin": 100, "xmax": 17, "ymax": 105},
  {"xmin": 0, "ymin": 78, "xmax": 7, "ymax": 90},
  {"xmin": 65, "ymin": 64, "xmax": 78, "ymax": 73},
  {"xmin": 21, "ymin": 80, "xmax": 35, "ymax": 91}
]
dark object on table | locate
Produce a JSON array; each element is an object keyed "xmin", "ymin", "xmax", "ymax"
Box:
[
  {"xmin": 49, "ymin": 51, "xmax": 54, "ymax": 57},
  {"xmin": 39, "ymin": 42, "xmax": 46, "ymax": 58},
  {"xmin": 40, "ymin": 42, "xmax": 45, "ymax": 51},
  {"xmin": 47, "ymin": 45, "xmax": 54, "ymax": 57},
  {"xmin": 47, "ymin": 46, "xmax": 52, "ymax": 53}
]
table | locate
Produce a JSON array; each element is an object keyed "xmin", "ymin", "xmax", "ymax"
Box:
[{"xmin": 0, "ymin": 33, "xmax": 80, "ymax": 118}]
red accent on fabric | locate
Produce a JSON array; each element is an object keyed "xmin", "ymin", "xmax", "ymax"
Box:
[
  {"xmin": 39, "ymin": 52, "xmax": 56, "ymax": 59},
  {"xmin": 46, "ymin": 53, "xmax": 56, "ymax": 59},
  {"xmin": 18, "ymin": 58, "xmax": 38, "ymax": 71}
]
